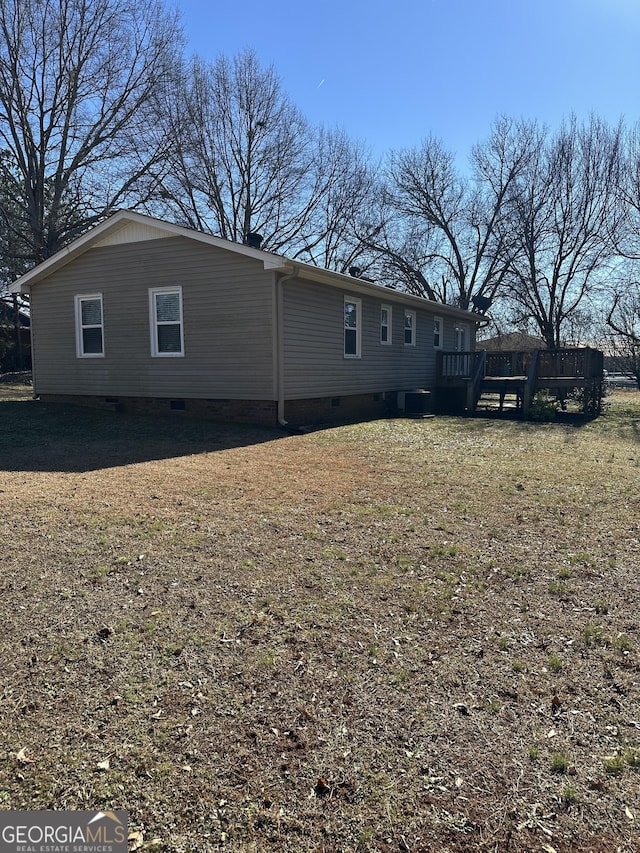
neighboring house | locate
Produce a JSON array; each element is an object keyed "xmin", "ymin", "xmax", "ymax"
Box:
[
  {"xmin": 478, "ymin": 332, "xmax": 546, "ymax": 352},
  {"xmin": 10, "ymin": 210, "xmax": 477, "ymax": 427}
]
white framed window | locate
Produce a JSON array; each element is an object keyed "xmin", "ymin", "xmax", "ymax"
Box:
[
  {"xmin": 380, "ymin": 304, "xmax": 392, "ymax": 345},
  {"xmin": 434, "ymin": 316, "xmax": 443, "ymax": 349},
  {"xmin": 344, "ymin": 297, "xmax": 361, "ymax": 358},
  {"xmin": 455, "ymin": 323, "xmax": 469, "ymax": 352},
  {"xmin": 150, "ymin": 287, "xmax": 184, "ymax": 357},
  {"xmin": 75, "ymin": 294, "xmax": 104, "ymax": 357},
  {"xmin": 404, "ymin": 310, "xmax": 416, "ymax": 346}
]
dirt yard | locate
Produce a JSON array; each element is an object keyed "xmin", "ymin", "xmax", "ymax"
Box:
[{"xmin": 0, "ymin": 380, "xmax": 638, "ymax": 852}]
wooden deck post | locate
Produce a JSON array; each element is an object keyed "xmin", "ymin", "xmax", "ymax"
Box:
[{"xmin": 522, "ymin": 349, "xmax": 540, "ymax": 419}]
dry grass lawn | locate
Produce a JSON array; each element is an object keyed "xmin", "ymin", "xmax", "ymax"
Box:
[{"xmin": 0, "ymin": 376, "xmax": 638, "ymax": 852}]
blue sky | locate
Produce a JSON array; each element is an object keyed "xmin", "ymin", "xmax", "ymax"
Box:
[{"xmin": 177, "ymin": 0, "xmax": 640, "ymax": 163}]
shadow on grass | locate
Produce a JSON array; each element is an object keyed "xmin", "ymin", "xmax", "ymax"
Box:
[
  {"xmin": 0, "ymin": 399, "xmax": 285, "ymax": 473},
  {"xmin": 444, "ymin": 396, "xmax": 640, "ymax": 443},
  {"xmin": 456, "ymin": 410, "xmax": 599, "ymax": 432}
]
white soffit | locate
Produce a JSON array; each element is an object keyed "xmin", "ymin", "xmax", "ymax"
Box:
[{"xmin": 94, "ymin": 221, "xmax": 172, "ymax": 247}]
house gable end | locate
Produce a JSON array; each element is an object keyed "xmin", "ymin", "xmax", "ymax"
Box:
[
  {"xmin": 9, "ymin": 210, "xmax": 287, "ymax": 294},
  {"xmin": 94, "ymin": 220, "xmax": 172, "ymax": 248}
]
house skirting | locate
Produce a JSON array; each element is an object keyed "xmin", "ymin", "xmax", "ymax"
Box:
[
  {"xmin": 284, "ymin": 392, "xmax": 391, "ymax": 427},
  {"xmin": 36, "ymin": 391, "xmax": 395, "ymax": 427},
  {"xmin": 36, "ymin": 394, "xmax": 278, "ymax": 426}
]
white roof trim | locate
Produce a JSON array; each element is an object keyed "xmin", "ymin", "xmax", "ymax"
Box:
[
  {"xmin": 284, "ymin": 263, "xmax": 474, "ymax": 319},
  {"xmin": 9, "ymin": 210, "xmax": 288, "ymax": 292},
  {"xmin": 8, "ymin": 209, "xmax": 476, "ymax": 321}
]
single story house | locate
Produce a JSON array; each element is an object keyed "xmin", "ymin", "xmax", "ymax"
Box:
[{"xmin": 10, "ymin": 210, "xmax": 478, "ymax": 427}]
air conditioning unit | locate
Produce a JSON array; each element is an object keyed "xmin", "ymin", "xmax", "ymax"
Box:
[{"xmin": 397, "ymin": 389, "xmax": 432, "ymax": 416}]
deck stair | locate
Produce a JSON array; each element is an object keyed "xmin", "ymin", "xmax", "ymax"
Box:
[{"xmin": 436, "ymin": 347, "xmax": 604, "ymax": 418}]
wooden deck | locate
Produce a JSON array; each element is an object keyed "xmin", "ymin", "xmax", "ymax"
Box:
[{"xmin": 436, "ymin": 348, "xmax": 605, "ymax": 418}]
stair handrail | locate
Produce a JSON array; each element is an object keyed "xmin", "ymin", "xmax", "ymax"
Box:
[{"xmin": 468, "ymin": 350, "xmax": 486, "ymax": 411}]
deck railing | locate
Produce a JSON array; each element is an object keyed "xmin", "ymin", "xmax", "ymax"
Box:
[
  {"xmin": 438, "ymin": 347, "xmax": 604, "ymax": 382},
  {"xmin": 535, "ymin": 347, "xmax": 603, "ymax": 379},
  {"xmin": 484, "ymin": 351, "xmax": 531, "ymax": 377},
  {"xmin": 438, "ymin": 350, "xmax": 483, "ymax": 379}
]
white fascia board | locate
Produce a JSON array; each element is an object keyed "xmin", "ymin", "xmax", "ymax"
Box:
[
  {"xmin": 9, "ymin": 209, "xmax": 470, "ymax": 324},
  {"xmin": 9, "ymin": 210, "xmax": 288, "ymax": 293},
  {"xmin": 283, "ymin": 262, "xmax": 475, "ymax": 321},
  {"xmin": 9, "ymin": 211, "xmax": 140, "ymax": 292}
]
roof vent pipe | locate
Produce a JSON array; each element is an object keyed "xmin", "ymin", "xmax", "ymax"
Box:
[{"xmin": 245, "ymin": 232, "xmax": 263, "ymax": 249}]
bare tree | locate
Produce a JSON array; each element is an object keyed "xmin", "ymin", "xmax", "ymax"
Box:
[
  {"xmin": 606, "ymin": 286, "xmax": 640, "ymax": 387},
  {"xmin": 382, "ymin": 136, "xmax": 470, "ymax": 302},
  {"xmin": 0, "ymin": 151, "xmax": 30, "ymax": 283},
  {"xmin": 156, "ymin": 50, "xmax": 378, "ymax": 269},
  {"xmin": 0, "ymin": 151, "xmax": 33, "ymax": 368},
  {"xmin": 160, "ymin": 50, "xmax": 311, "ymax": 250},
  {"xmin": 357, "ymin": 183, "xmax": 444, "ymax": 299},
  {"xmin": 0, "ymin": 0, "xmax": 180, "ymax": 265},
  {"xmin": 504, "ymin": 115, "xmax": 623, "ymax": 348},
  {"xmin": 377, "ymin": 117, "xmax": 538, "ymax": 307},
  {"xmin": 287, "ymin": 127, "xmax": 379, "ymax": 273},
  {"xmin": 612, "ymin": 121, "xmax": 640, "ymax": 261}
]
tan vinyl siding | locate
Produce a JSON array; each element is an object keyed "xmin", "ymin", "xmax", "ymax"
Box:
[
  {"xmin": 30, "ymin": 237, "xmax": 275, "ymax": 400},
  {"xmin": 282, "ymin": 278, "xmax": 442, "ymax": 398}
]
